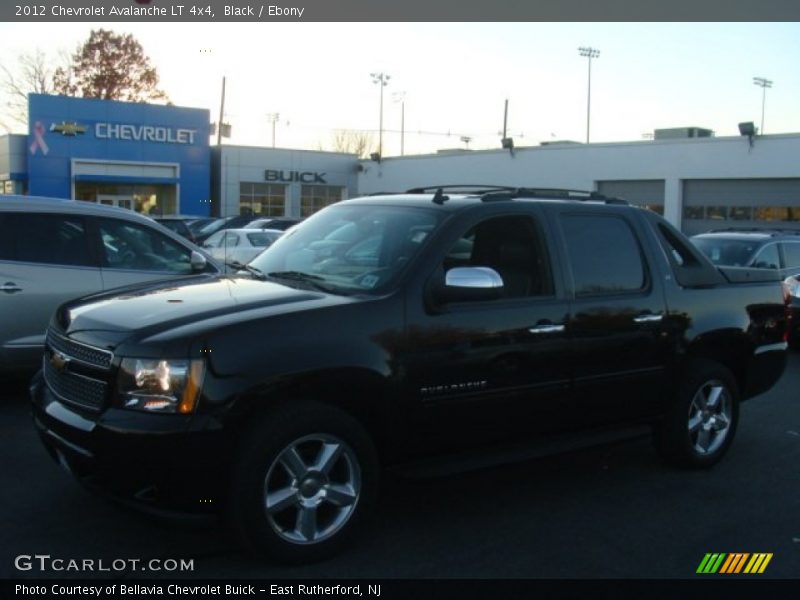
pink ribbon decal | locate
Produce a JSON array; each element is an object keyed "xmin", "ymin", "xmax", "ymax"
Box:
[{"xmin": 29, "ymin": 121, "xmax": 49, "ymax": 155}]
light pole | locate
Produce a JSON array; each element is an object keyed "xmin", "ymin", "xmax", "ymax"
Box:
[
  {"xmin": 267, "ymin": 112, "xmax": 280, "ymax": 148},
  {"xmin": 393, "ymin": 91, "xmax": 406, "ymax": 156},
  {"xmin": 753, "ymin": 77, "xmax": 773, "ymax": 134},
  {"xmin": 578, "ymin": 46, "xmax": 600, "ymax": 144},
  {"xmin": 371, "ymin": 72, "xmax": 390, "ymax": 157}
]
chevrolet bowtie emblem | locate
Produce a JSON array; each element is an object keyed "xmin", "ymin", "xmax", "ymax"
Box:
[
  {"xmin": 50, "ymin": 121, "xmax": 87, "ymax": 136},
  {"xmin": 50, "ymin": 351, "xmax": 69, "ymax": 372}
]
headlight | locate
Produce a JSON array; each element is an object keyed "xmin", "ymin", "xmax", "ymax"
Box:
[{"xmin": 118, "ymin": 358, "xmax": 205, "ymax": 414}]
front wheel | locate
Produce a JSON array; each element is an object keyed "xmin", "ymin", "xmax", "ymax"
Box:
[
  {"xmin": 654, "ymin": 359, "xmax": 740, "ymax": 468},
  {"xmin": 228, "ymin": 402, "xmax": 378, "ymax": 563}
]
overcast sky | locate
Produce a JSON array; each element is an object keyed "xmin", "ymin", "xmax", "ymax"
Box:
[{"xmin": 1, "ymin": 22, "xmax": 799, "ymax": 155}]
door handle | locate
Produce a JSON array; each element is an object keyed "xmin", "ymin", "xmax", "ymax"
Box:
[
  {"xmin": 633, "ymin": 313, "xmax": 663, "ymax": 324},
  {"xmin": 528, "ymin": 323, "xmax": 565, "ymax": 334},
  {"xmin": 1, "ymin": 282, "xmax": 22, "ymax": 293}
]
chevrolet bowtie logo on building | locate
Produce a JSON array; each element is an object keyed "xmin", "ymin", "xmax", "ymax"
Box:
[
  {"xmin": 696, "ymin": 552, "xmax": 773, "ymax": 574},
  {"xmin": 50, "ymin": 121, "xmax": 88, "ymax": 136}
]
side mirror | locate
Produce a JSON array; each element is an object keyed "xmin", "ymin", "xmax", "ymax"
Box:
[
  {"xmin": 190, "ymin": 250, "xmax": 208, "ymax": 272},
  {"xmin": 440, "ymin": 266, "xmax": 504, "ymax": 302}
]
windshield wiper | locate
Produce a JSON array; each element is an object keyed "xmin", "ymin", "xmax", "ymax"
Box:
[
  {"xmin": 227, "ymin": 261, "xmax": 267, "ymax": 280},
  {"xmin": 266, "ymin": 271, "xmax": 338, "ymax": 292}
]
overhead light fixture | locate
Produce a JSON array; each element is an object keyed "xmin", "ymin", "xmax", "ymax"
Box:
[
  {"xmin": 738, "ymin": 122, "xmax": 755, "ymax": 137},
  {"xmin": 738, "ymin": 121, "xmax": 755, "ymax": 149}
]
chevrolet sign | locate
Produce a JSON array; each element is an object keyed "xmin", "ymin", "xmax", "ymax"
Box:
[
  {"xmin": 50, "ymin": 121, "xmax": 87, "ymax": 136},
  {"xmin": 95, "ymin": 123, "xmax": 197, "ymax": 145}
]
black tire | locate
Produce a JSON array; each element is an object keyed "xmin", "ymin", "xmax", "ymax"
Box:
[
  {"xmin": 654, "ymin": 359, "xmax": 740, "ymax": 469},
  {"xmin": 228, "ymin": 401, "xmax": 379, "ymax": 563}
]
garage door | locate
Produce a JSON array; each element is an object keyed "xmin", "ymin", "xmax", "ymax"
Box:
[{"xmin": 683, "ymin": 178, "xmax": 800, "ymax": 236}]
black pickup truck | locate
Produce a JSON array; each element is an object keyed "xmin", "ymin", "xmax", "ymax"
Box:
[{"xmin": 31, "ymin": 187, "xmax": 788, "ymax": 562}]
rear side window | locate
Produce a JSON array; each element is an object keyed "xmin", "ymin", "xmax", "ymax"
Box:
[
  {"xmin": 782, "ymin": 242, "xmax": 800, "ymax": 269},
  {"xmin": 0, "ymin": 213, "xmax": 92, "ymax": 267},
  {"xmin": 561, "ymin": 215, "xmax": 646, "ymax": 296}
]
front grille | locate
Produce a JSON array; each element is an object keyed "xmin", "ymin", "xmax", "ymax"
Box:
[
  {"xmin": 43, "ymin": 356, "xmax": 108, "ymax": 412},
  {"xmin": 46, "ymin": 330, "xmax": 112, "ymax": 370}
]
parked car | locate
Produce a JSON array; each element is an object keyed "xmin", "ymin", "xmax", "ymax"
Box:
[
  {"xmin": 691, "ymin": 228, "xmax": 800, "ymax": 279},
  {"xmin": 32, "ymin": 187, "xmax": 787, "ymax": 563},
  {"xmin": 0, "ymin": 196, "xmax": 221, "ymax": 374},
  {"xmin": 202, "ymin": 228, "xmax": 283, "ymax": 265},
  {"xmin": 153, "ymin": 215, "xmax": 208, "ymax": 243},
  {"xmin": 782, "ymin": 274, "xmax": 800, "ymax": 348},
  {"xmin": 245, "ymin": 217, "xmax": 303, "ymax": 231},
  {"xmin": 193, "ymin": 215, "xmax": 258, "ymax": 244}
]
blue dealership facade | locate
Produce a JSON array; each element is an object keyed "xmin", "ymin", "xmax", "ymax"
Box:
[{"xmin": 8, "ymin": 94, "xmax": 211, "ymax": 215}]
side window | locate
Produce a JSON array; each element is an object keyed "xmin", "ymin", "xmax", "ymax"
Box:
[
  {"xmin": 98, "ymin": 218, "xmax": 192, "ymax": 274},
  {"xmin": 561, "ymin": 215, "xmax": 646, "ymax": 296},
  {"xmin": 751, "ymin": 244, "xmax": 779, "ymax": 269},
  {"xmin": 1, "ymin": 213, "xmax": 92, "ymax": 267},
  {"xmin": 782, "ymin": 243, "xmax": 800, "ymax": 269},
  {"xmin": 221, "ymin": 231, "xmax": 241, "ymax": 247},
  {"xmin": 442, "ymin": 215, "xmax": 553, "ymax": 298}
]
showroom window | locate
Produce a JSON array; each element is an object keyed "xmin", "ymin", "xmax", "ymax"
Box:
[
  {"xmin": 301, "ymin": 185, "xmax": 345, "ymax": 217},
  {"xmin": 240, "ymin": 183, "xmax": 286, "ymax": 217}
]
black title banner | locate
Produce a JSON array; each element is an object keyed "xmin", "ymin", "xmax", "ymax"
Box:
[{"xmin": 3, "ymin": 0, "xmax": 800, "ymax": 22}]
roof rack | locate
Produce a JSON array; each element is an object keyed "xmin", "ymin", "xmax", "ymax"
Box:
[
  {"xmin": 405, "ymin": 185, "xmax": 516, "ymax": 195},
  {"xmin": 481, "ymin": 187, "xmax": 627, "ymax": 205},
  {"xmin": 404, "ymin": 185, "xmax": 627, "ymax": 205}
]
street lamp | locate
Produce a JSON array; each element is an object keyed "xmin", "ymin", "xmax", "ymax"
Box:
[
  {"xmin": 578, "ymin": 46, "xmax": 600, "ymax": 144},
  {"xmin": 370, "ymin": 72, "xmax": 391, "ymax": 158},
  {"xmin": 393, "ymin": 91, "xmax": 406, "ymax": 156},
  {"xmin": 752, "ymin": 77, "xmax": 773, "ymax": 135},
  {"xmin": 267, "ymin": 112, "xmax": 280, "ymax": 148}
]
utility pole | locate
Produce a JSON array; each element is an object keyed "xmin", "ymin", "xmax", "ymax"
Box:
[
  {"xmin": 216, "ymin": 76, "xmax": 226, "ymax": 146},
  {"xmin": 393, "ymin": 92, "xmax": 406, "ymax": 156}
]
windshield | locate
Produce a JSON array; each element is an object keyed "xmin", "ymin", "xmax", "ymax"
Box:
[
  {"xmin": 692, "ymin": 237, "xmax": 760, "ymax": 267},
  {"xmin": 249, "ymin": 204, "xmax": 442, "ymax": 293}
]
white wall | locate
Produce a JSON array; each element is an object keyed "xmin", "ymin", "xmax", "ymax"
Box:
[{"xmin": 356, "ymin": 134, "xmax": 800, "ymax": 227}]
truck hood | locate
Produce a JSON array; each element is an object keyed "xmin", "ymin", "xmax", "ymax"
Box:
[{"xmin": 57, "ymin": 275, "xmax": 331, "ymax": 337}]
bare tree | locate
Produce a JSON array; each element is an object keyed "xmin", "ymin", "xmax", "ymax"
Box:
[
  {"xmin": 0, "ymin": 49, "xmax": 59, "ymax": 130},
  {"xmin": 330, "ymin": 129, "xmax": 376, "ymax": 158},
  {"xmin": 53, "ymin": 29, "xmax": 168, "ymax": 103}
]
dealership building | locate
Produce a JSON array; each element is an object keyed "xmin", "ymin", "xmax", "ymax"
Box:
[{"xmin": 2, "ymin": 94, "xmax": 800, "ymax": 234}]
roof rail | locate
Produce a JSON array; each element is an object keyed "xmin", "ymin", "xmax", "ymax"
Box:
[
  {"xmin": 405, "ymin": 185, "xmax": 515, "ymax": 195},
  {"xmin": 481, "ymin": 187, "xmax": 628, "ymax": 205}
]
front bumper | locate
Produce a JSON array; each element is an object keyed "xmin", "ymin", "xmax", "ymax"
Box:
[{"xmin": 30, "ymin": 370, "xmax": 231, "ymax": 513}]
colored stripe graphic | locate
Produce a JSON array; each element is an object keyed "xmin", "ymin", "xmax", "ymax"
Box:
[
  {"xmin": 697, "ymin": 553, "xmax": 727, "ymax": 574},
  {"xmin": 697, "ymin": 552, "xmax": 773, "ymax": 574},
  {"xmin": 744, "ymin": 553, "xmax": 773, "ymax": 574},
  {"xmin": 720, "ymin": 553, "xmax": 749, "ymax": 573}
]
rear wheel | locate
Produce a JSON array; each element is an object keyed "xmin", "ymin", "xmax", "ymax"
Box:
[
  {"xmin": 228, "ymin": 402, "xmax": 378, "ymax": 563},
  {"xmin": 655, "ymin": 360, "xmax": 739, "ymax": 468}
]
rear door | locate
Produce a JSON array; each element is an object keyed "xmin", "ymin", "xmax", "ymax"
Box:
[
  {"xmin": 554, "ymin": 209, "xmax": 670, "ymax": 426},
  {"xmin": 0, "ymin": 212, "xmax": 102, "ymax": 370}
]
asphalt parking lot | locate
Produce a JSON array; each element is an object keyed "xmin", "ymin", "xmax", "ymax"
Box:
[{"xmin": 2, "ymin": 356, "xmax": 799, "ymax": 581}]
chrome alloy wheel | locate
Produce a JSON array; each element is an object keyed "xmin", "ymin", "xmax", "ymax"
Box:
[
  {"xmin": 263, "ymin": 434, "xmax": 361, "ymax": 545},
  {"xmin": 687, "ymin": 379, "xmax": 733, "ymax": 456}
]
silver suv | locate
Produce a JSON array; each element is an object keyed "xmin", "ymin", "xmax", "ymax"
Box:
[{"xmin": 0, "ymin": 196, "xmax": 220, "ymax": 374}]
